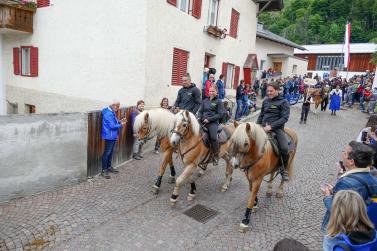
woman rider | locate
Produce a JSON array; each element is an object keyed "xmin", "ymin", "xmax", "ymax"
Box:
[{"xmin": 198, "ymin": 85, "xmax": 224, "ymax": 165}]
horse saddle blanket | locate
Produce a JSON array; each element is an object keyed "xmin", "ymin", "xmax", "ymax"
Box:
[
  {"xmin": 202, "ymin": 125, "xmax": 231, "ymax": 148},
  {"xmin": 268, "ymin": 131, "xmax": 295, "ymax": 156}
]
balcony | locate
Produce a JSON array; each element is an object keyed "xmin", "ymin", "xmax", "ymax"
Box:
[{"xmin": 0, "ymin": 0, "xmax": 36, "ymax": 34}]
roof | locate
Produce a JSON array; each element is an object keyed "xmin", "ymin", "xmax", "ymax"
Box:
[
  {"xmin": 256, "ymin": 26, "xmax": 306, "ymax": 51},
  {"xmin": 254, "ymin": 0, "xmax": 283, "ymax": 12},
  {"xmin": 294, "ymin": 43, "xmax": 377, "ymax": 54}
]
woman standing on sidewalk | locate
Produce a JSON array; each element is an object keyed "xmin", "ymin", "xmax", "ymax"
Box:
[{"xmin": 154, "ymin": 98, "xmax": 171, "ymax": 154}]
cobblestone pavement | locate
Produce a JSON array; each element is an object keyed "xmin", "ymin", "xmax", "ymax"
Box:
[{"xmin": 0, "ymin": 107, "xmax": 368, "ymax": 251}]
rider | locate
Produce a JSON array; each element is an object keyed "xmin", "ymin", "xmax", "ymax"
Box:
[
  {"xmin": 257, "ymin": 82, "xmax": 291, "ymax": 181},
  {"xmin": 198, "ymin": 85, "xmax": 224, "ymax": 166},
  {"xmin": 173, "ymin": 73, "xmax": 202, "ymax": 114}
]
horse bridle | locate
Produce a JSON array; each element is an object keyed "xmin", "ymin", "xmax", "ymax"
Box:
[
  {"xmin": 139, "ymin": 123, "xmax": 152, "ymax": 141},
  {"xmin": 235, "ymin": 138, "xmax": 268, "ymax": 172},
  {"xmin": 171, "ymin": 113, "xmax": 190, "ymax": 139}
]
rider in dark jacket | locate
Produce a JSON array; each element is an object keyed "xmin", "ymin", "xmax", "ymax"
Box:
[
  {"xmin": 174, "ymin": 74, "xmax": 202, "ymax": 114},
  {"xmin": 257, "ymin": 82, "xmax": 290, "ymax": 181},
  {"xmin": 198, "ymin": 85, "xmax": 224, "ymax": 165}
]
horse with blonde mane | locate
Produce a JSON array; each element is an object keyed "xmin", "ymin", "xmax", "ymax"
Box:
[
  {"xmin": 134, "ymin": 108, "xmax": 177, "ymax": 194},
  {"xmin": 169, "ymin": 110, "xmax": 236, "ymax": 204},
  {"xmin": 229, "ymin": 122, "xmax": 298, "ymax": 233},
  {"xmin": 305, "ymin": 86, "xmax": 329, "ymax": 114}
]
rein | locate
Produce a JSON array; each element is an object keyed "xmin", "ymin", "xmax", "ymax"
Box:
[{"xmin": 239, "ymin": 138, "xmax": 267, "ymax": 173}]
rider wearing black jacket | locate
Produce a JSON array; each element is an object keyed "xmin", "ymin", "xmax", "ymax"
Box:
[
  {"xmin": 174, "ymin": 74, "xmax": 202, "ymax": 114},
  {"xmin": 198, "ymin": 85, "xmax": 224, "ymax": 165},
  {"xmin": 257, "ymin": 82, "xmax": 290, "ymax": 181}
]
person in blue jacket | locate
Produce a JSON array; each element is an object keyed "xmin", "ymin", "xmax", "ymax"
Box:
[
  {"xmin": 101, "ymin": 100, "xmax": 127, "ymax": 179},
  {"xmin": 327, "ymin": 190, "xmax": 377, "ymax": 251},
  {"xmin": 216, "ymin": 74, "xmax": 226, "ymax": 101}
]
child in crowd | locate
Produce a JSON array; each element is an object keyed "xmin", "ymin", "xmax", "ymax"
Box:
[{"xmin": 300, "ymin": 94, "xmax": 311, "ymax": 124}]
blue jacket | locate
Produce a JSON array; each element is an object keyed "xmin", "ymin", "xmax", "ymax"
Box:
[
  {"xmin": 101, "ymin": 107, "xmax": 122, "ymax": 140},
  {"xmin": 321, "ymin": 170, "xmax": 377, "ymax": 231},
  {"xmin": 216, "ymin": 80, "xmax": 225, "ymax": 100},
  {"xmin": 333, "ymin": 230, "xmax": 377, "ymax": 251}
]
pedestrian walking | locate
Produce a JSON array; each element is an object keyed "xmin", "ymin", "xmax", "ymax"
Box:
[
  {"xmin": 235, "ymin": 80, "xmax": 245, "ymax": 120},
  {"xmin": 321, "ymin": 86, "xmax": 329, "ymax": 112},
  {"xmin": 329, "ymin": 86, "xmax": 342, "ymax": 116},
  {"xmin": 101, "ymin": 100, "xmax": 127, "ymax": 179},
  {"xmin": 300, "ymin": 95, "xmax": 311, "ymax": 124},
  {"xmin": 216, "ymin": 74, "xmax": 226, "ymax": 101},
  {"xmin": 131, "ymin": 100, "xmax": 145, "ymax": 160}
]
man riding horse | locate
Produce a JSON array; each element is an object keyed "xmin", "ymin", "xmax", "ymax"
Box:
[
  {"xmin": 173, "ymin": 73, "xmax": 202, "ymax": 114},
  {"xmin": 257, "ymin": 82, "xmax": 290, "ymax": 181}
]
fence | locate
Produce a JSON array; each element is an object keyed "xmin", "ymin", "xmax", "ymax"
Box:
[{"xmin": 87, "ymin": 107, "xmax": 136, "ymax": 177}]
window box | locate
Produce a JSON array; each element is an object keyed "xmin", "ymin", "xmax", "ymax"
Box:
[
  {"xmin": 205, "ymin": 25, "xmax": 226, "ymax": 39},
  {"xmin": 0, "ymin": 0, "xmax": 36, "ymax": 34}
]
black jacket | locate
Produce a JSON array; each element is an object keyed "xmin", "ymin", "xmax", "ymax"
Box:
[
  {"xmin": 236, "ymin": 85, "xmax": 245, "ymax": 100},
  {"xmin": 174, "ymin": 83, "xmax": 202, "ymax": 114},
  {"xmin": 257, "ymin": 95, "xmax": 290, "ymax": 130},
  {"xmin": 198, "ymin": 97, "xmax": 224, "ymax": 123}
]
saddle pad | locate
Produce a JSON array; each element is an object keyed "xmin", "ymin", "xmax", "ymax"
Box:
[
  {"xmin": 269, "ymin": 131, "xmax": 295, "ymax": 156},
  {"xmin": 202, "ymin": 127, "xmax": 231, "ymax": 148}
]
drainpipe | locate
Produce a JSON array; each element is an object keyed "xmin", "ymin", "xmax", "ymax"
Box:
[{"xmin": 0, "ymin": 34, "xmax": 5, "ymax": 115}]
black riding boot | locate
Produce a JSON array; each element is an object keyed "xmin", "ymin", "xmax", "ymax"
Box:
[{"xmin": 281, "ymin": 153, "xmax": 290, "ymax": 182}]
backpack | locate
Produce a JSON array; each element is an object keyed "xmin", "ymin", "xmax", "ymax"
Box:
[{"xmin": 347, "ymin": 174, "xmax": 377, "ymax": 227}]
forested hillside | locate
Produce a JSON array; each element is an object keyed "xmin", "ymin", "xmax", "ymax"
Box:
[{"xmin": 258, "ymin": 0, "xmax": 377, "ymax": 45}]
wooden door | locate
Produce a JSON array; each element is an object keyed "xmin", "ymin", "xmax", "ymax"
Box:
[{"xmin": 273, "ymin": 62, "xmax": 282, "ymax": 72}]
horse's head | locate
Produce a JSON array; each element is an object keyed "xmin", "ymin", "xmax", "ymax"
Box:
[
  {"xmin": 170, "ymin": 110, "xmax": 198, "ymax": 147},
  {"xmin": 229, "ymin": 122, "xmax": 266, "ymax": 169},
  {"xmin": 134, "ymin": 111, "xmax": 151, "ymax": 141}
]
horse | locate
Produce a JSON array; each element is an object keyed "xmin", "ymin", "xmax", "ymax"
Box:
[
  {"xmin": 134, "ymin": 108, "xmax": 177, "ymax": 194},
  {"xmin": 228, "ymin": 122, "xmax": 298, "ymax": 233},
  {"xmin": 305, "ymin": 87, "xmax": 322, "ymax": 113},
  {"xmin": 169, "ymin": 110, "xmax": 236, "ymax": 204}
]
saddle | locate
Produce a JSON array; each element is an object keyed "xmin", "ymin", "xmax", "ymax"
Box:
[
  {"xmin": 267, "ymin": 131, "xmax": 295, "ymax": 156},
  {"xmin": 201, "ymin": 124, "xmax": 231, "ymax": 148}
]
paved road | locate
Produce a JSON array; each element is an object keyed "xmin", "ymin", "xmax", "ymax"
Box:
[{"xmin": 0, "ymin": 107, "xmax": 367, "ymax": 251}]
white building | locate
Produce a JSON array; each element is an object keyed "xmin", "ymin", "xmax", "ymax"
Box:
[
  {"xmin": 255, "ymin": 23, "xmax": 307, "ymax": 79},
  {"xmin": 0, "ymin": 0, "xmax": 283, "ymax": 115},
  {"xmin": 294, "ymin": 43, "xmax": 377, "ymax": 79}
]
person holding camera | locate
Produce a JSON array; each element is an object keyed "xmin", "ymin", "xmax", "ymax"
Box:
[
  {"xmin": 321, "ymin": 141, "xmax": 377, "ymax": 251},
  {"xmin": 101, "ymin": 100, "xmax": 127, "ymax": 179}
]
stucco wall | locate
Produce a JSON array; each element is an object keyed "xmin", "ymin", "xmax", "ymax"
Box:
[
  {"xmin": 0, "ymin": 113, "xmax": 87, "ymax": 202},
  {"xmin": 145, "ymin": 0, "xmax": 257, "ymax": 105},
  {"xmin": 3, "ymin": 0, "xmax": 148, "ymax": 113},
  {"xmin": 287, "ymin": 57, "xmax": 308, "ymax": 77}
]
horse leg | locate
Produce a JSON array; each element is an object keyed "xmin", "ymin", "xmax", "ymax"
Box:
[
  {"xmin": 266, "ymin": 172, "xmax": 274, "ymax": 197},
  {"xmin": 239, "ymin": 178, "xmax": 262, "ymax": 233},
  {"xmin": 171, "ymin": 163, "xmax": 195, "ymax": 206},
  {"xmin": 167, "ymin": 150, "xmax": 176, "ymax": 184},
  {"xmin": 221, "ymin": 155, "xmax": 233, "ymax": 192},
  {"xmin": 187, "ymin": 175, "xmax": 196, "ymax": 202},
  {"xmin": 152, "ymin": 150, "xmax": 171, "ymax": 194},
  {"xmin": 276, "ymin": 177, "xmax": 285, "ymax": 198}
]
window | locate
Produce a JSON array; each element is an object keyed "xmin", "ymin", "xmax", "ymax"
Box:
[
  {"xmin": 37, "ymin": 0, "xmax": 50, "ymax": 8},
  {"xmin": 20, "ymin": 46, "xmax": 38, "ymax": 77},
  {"xmin": 292, "ymin": 64, "xmax": 297, "ymax": 74},
  {"xmin": 315, "ymin": 55, "xmax": 344, "ymax": 70},
  {"xmin": 25, "ymin": 104, "xmax": 36, "ymax": 114},
  {"xmin": 168, "ymin": 0, "xmax": 202, "ymax": 19},
  {"xmin": 229, "ymin": 9, "xmax": 240, "ymax": 38},
  {"xmin": 260, "ymin": 60, "xmax": 265, "ymax": 70},
  {"xmin": 179, "ymin": 0, "xmax": 189, "ymax": 12},
  {"xmin": 208, "ymin": 0, "xmax": 219, "ymax": 26},
  {"xmin": 171, "ymin": 48, "xmax": 189, "ymax": 85},
  {"xmin": 226, "ymin": 64, "xmax": 234, "ymax": 89}
]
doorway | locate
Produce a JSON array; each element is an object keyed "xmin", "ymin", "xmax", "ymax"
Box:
[{"xmin": 273, "ymin": 62, "xmax": 282, "ymax": 73}]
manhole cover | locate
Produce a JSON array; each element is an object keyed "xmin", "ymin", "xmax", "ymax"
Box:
[{"xmin": 183, "ymin": 204, "xmax": 218, "ymax": 223}]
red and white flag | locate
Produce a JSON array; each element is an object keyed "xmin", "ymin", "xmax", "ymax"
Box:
[{"xmin": 344, "ymin": 22, "xmax": 351, "ymax": 68}]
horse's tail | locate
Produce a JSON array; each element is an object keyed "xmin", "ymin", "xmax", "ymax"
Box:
[{"xmin": 284, "ymin": 128, "xmax": 298, "ymax": 179}]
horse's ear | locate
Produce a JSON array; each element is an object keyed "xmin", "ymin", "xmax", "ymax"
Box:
[
  {"xmin": 144, "ymin": 112, "xmax": 149, "ymax": 122},
  {"xmin": 245, "ymin": 123, "xmax": 251, "ymax": 133},
  {"xmin": 185, "ymin": 110, "xmax": 190, "ymax": 122},
  {"xmin": 234, "ymin": 121, "xmax": 240, "ymax": 128}
]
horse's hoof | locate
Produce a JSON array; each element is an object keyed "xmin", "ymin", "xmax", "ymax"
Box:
[
  {"xmin": 276, "ymin": 192, "xmax": 283, "ymax": 198},
  {"xmin": 168, "ymin": 176, "xmax": 176, "ymax": 184},
  {"xmin": 221, "ymin": 186, "xmax": 228, "ymax": 193},
  {"xmin": 239, "ymin": 223, "xmax": 250, "ymax": 233},
  {"xmin": 266, "ymin": 191, "xmax": 273, "ymax": 198},
  {"xmin": 252, "ymin": 205, "xmax": 258, "ymax": 213},
  {"xmin": 170, "ymin": 198, "xmax": 177, "ymax": 206},
  {"xmin": 187, "ymin": 193, "xmax": 196, "ymax": 202},
  {"xmin": 152, "ymin": 185, "xmax": 159, "ymax": 195}
]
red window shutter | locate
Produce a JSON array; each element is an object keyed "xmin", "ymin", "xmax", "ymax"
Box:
[
  {"xmin": 222, "ymin": 62, "xmax": 228, "ymax": 86},
  {"xmin": 37, "ymin": 0, "xmax": 50, "ymax": 8},
  {"xmin": 167, "ymin": 0, "xmax": 177, "ymax": 6},
  {"xmin": 192, "ymin": 0, "xmax": 202, "ymax": 19},
  {"xmin": 13, "ymin": 48, "xmax": 20, "ymax": 75},
  {"xmin": 229, "ymin": 9, "xmax": 240, "ymax": 38},
  {"xmin": 30, "ymin": 47, "xmax": 39, "ymax": 77},
  {"xmin": 233, "ymin": 66, "xmax": 240, "ymax": 90},
  {"xmin": 172, "ymin": 48, "xmax": 189, "ymax": 85}
]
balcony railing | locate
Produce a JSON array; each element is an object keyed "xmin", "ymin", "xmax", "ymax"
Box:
[{"xmin": 0, "ymin": 0, "xmax": 36, "ymax": 34}]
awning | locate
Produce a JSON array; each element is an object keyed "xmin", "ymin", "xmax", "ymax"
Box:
[
  {"xmin": 243, "ymin": 54, "xmax": 259, "ymax": 70},
  {"xmin": 267, "ymin": 53, "xmax": 291, "ymax": 58}
]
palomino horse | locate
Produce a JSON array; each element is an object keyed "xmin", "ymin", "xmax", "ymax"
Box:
[
  {"xmin": 134, "ymin": 108, "xmax": 177, "ymax": 194},
  {"xmin": 229, "ymin": 122, "xmax": 298, "ymax": 233},
  {"xmin": 305, "ymin": 87, "xmax": 322, "ymax": 113},
  {"xmin": 169, "ymin": 110, "xmax": 236, "ymax": 204}
]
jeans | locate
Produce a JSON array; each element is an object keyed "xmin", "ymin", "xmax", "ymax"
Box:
[
  {"xmin": 133, "ymin": 136, "xmax": 145, "ymax": 155},
  {"xmin": 300, "ymin": 106, "xmax": 309, "ymax": 121},
  {"xmin": 236, "ymin": 99, "xmax": 243, "ymax": 119},
  {"xmin": 323, "ymin": 235, "xmax": 338, "ymax": 251},
  {"xmin": 359, "ymin": 96, "xmax": 365, "ymax": 111},
  {"xmin": 102, "ymin": 140, "xmax": 116, "ymax": 171},
  {"xmin": 241, "ymin": 100, "xmax": 249, "ymax": 116}
]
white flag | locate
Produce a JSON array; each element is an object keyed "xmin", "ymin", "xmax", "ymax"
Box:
[{"xmin": 344, "ymin": 23, "xmax": 351, "ymax": 68}]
